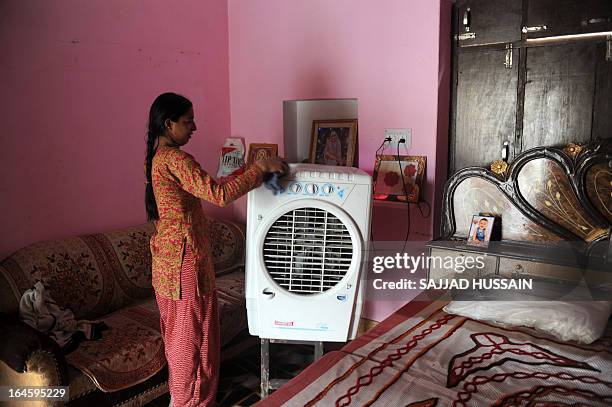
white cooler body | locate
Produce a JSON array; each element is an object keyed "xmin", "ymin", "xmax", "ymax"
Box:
[{"xmin": 245, "ymin": 164, "xmax": 372, "ymax": 342}]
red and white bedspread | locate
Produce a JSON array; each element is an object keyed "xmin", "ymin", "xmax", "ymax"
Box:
[{"xmin": 258, "ymin": 301, "xmax": 612, "ymax": 407}]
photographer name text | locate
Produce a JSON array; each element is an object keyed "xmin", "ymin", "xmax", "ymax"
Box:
[{"xmin": 372, "ymin": 278, "xmax": 534, "ymax": 290}]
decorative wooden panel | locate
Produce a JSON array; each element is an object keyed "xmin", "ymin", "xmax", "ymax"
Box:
[
  {"xmin": 452, "ymin": 177, "xmax": 561, "ymax": 242},
  {"xmin": 517, "ymin": 158, "xmax": 607, "ymax": 241},
  {"xmin": 585, "ymin": 163, "xmax": 612, "ymax": 224}
]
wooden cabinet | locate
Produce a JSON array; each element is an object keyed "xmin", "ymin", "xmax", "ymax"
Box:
[
  {"xmin": 526, "ymin": 0, "xmax": 612, "ymax": 38},
  {"xmin": 455, "ymin": 0, "xmax": 522, "ymax": 46},
  {"xmin": 449, "ymin": 1, "xmax": 612, "ymax": 174},
  {"xmin": 593, "ymin": 42, "xmax": 612, "ymax": 141},
  {"xmin": 521, "ymin": 43, "xmax": 597, "ymax": 151},
  {"xmin": 453, "ymin": 49, "xmax": 519, "ymax": 170}
]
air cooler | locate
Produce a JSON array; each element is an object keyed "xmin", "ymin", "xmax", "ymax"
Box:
[{"xmin": 245, "ymin": 164, "xmax": 372, "ymax": 341}]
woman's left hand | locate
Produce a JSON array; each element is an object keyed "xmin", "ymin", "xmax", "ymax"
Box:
[{"xmin": 255, "ymin": 157, "xmax": 289, "ymax": 175}]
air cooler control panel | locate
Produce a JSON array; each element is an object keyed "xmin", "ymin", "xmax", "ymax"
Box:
[{"xmin": 285, "ymin": 181, "xmax": 350, "ymax": 200}]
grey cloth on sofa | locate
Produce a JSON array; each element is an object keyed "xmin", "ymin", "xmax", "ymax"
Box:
[{"xmin": 19, "ymin": 281, "xmax": 99, "ymax": 348}]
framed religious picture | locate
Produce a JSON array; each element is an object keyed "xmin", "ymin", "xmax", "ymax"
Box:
[
  {"xmin": 247, "ymin": 143, "xmax": 278, "ymax": 166},
  {"xmin": 309, "ymin": 119, "xmax": 358, "ymax": 167},
  {"xmin": 467, "ymin": 215, "xmax": 496, "ymax": 247},
  {"xmin": 372, "ymin": 155, "xmax": 426, "ymax": 203}
]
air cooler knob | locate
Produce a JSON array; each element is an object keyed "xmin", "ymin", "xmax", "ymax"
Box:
[
  {"xmin": 322, "ymin": 185, "xmax": 334, "ymax": 194},
  {"xmin": 306, "ymin": 184, "xmax": 319, "ymax": 195}
]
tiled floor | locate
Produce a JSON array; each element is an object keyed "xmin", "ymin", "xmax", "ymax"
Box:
[{"xmin": 146, "ymin": 332, "xmax": 319, "ymax": 407}]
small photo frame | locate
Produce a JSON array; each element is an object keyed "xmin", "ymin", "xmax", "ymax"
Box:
[
  {"xmin": 372, "ymin": 155, "xmax": 426, "ymax": 203},
  {"xmin": 247, "ymin": 143, "xmax": 278, "ymax": 166},
  {"xmin": 309, "ymin": 119, "xmax": 358, "ymax": 167},
  {"xmin": 467, "ymin": 215, "xmax": 495, "ymax": 246}
]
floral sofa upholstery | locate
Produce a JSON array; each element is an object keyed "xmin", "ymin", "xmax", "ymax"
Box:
[{"xmin": 0, "ymin": 218, "xmax": 248, "ymax": 406}]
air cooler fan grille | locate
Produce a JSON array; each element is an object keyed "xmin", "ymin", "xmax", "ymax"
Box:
[{"xmin": 263, "ymin": 207, "xmax": 353, "ymax": 294}]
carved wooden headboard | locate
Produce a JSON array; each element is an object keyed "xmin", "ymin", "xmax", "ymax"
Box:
[{"xmin": 441, "ymin": 141, "xmax": 612, "ymax": 245}]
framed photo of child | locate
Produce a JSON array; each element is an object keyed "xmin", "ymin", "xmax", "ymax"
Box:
[
  {"xmin": 247, "ymin": 143, "xmax": 278, "ymax": 166},
  {"xmin": 467, "ymin": 215, "xmax": 495, "ymax": 246},
  {"xmin": 309, "ymin": 119, "xmax": 358, "ymax": 167}
]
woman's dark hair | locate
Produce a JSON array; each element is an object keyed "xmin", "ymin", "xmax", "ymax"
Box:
[{"xmin": 145, "ymin": 92, "xmax": 192, "ymax": 221}]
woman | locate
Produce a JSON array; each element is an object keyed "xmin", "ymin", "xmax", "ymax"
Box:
[{"xmin": 145, "ymin": 92, "xmax": 287, "ymax": 406}]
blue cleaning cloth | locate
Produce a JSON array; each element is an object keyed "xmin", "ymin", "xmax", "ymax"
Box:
[{"xmin": 263, "ymin": 172, "xmax": 285, "ymax": 195}]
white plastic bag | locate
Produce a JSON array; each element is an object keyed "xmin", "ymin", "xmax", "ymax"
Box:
[{"xmin": 217, "ymin": 138, "xmax": 246, "ymax": 182}]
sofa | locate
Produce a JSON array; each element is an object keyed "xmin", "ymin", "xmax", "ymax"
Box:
[{"xmin": 0, "ymin": 218, "xmax": 249, "ymax": 406}]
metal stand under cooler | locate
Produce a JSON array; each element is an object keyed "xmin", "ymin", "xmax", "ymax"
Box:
[{"xmin": 260, "ymin": 338, "xmax": 324, "ymax": 398}]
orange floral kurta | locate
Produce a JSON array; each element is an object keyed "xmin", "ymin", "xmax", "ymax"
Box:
[{"xmin": 150, "ymin": 145, "xmax": 262, "ymax": 299}]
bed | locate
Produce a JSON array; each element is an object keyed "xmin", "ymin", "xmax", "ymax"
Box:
[
  {"xmin": 260, "ymin": 300, "xmax": 612, "ymax": 406},
  {"xmin": 258, "ymin": 141, "xmax": 612, "ymax": 406}
]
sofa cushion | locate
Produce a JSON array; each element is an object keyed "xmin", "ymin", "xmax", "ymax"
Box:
[
  {"xmin": 65, "ymin": 299, "xmax": 164, "ymax": 392},
  {"xmin": 87, "ymin": 224, "xmax": 156, "ymax": 311}
]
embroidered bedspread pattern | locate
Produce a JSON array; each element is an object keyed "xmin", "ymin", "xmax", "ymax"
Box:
[{"xmin": 278, "ymin": 302, "xmax": 612, "ymax": 407}]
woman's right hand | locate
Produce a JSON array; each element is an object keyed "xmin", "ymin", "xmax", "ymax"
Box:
[{"xmin": 255, "ymin": 157, "xmax": 289, "ymax": 175}]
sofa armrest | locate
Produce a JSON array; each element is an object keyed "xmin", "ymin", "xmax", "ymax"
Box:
[{"xmin": 0, "ymin": 313, "xmax": 68, "ymax": 385}]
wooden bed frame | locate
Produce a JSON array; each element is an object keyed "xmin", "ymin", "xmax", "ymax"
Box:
[
  {"xmin": 441, "ymin": 140, "xmax": 611, "ymax": 243},
  {"xmin": 427, "ymin": 140, "xmax": 612, "ymax": 292}
]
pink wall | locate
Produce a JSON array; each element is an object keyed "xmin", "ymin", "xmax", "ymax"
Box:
[
  {"xmin": 0, "ymin": 0, "xmax": 232, "ymax": 258},
  {"xmin": 228, "ymin": 0, "xmax": 452, "ymax": 321},
  {"xmin": 228, "ymin": 0, "xmax": 450, "ymax": 229}
]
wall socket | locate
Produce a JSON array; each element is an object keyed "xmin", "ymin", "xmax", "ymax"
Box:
[{"xmin": 384, "ymin": 128, "xmax": 412, "ymax": 150}]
